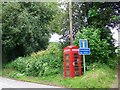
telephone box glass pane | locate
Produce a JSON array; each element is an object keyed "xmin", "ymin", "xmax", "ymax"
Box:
[
  {"xmin": 66, "ymin": 54, "xmax": 69, "ymax": 60},
  {"xmin": 66, "ymin": 54, "xmax": 69, "ymax": 68},
  {"xmin": 74, "ymin": 60, "xmax": 78, "ymax": 64},
  {"xmin": 75, "ymin": 66, "xmax": 79, "ymax": 70},
  {"xmin": 74, "ymin": 54, "xmax": 78, "ymax": 59},
  {"xmin": 75, "ymin": 71, "xmax": 79, "ymax": 76},
  {"xmin": 74, "ymin": 54, "xmax": 80, "ymax": 76},
  {"xmin": 66, "ymin": 71, "xmax": 70, "ymax": 76}
]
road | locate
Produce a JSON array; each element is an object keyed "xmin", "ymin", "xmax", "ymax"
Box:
[
  {"xmin": 0, "ymin": 76, "xmax": 119, "ymax": 89},
  {"xmin": 0, "ymin": 77, "xmax": 61, "ymax": 89}
]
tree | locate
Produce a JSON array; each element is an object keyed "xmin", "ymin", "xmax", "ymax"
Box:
[
  {"xmin": 60, "ymin": 2, "xmax": 119, "ymax": 43},
  {"xmin": 74, "ymin": 27, "xmax": 113, "ymax": 64},
  {"xmin": 2, "ymin": 2, "xmax": 58, "ymax": 63},
  {"xmin": 59, "ymin": 2, "xmax": 119, "ymax": 57}
]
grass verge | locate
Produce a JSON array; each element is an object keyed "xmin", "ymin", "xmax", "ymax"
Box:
[
  {"xmin": 2, "ymin": 65, "xmax": 117, "ymax": 88},
  {"xmin": 0, "ymin": 70, "xmax": 2, "ymax": 76}
]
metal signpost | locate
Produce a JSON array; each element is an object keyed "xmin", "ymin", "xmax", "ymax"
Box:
[{"xmin": 79, "ymin": 39, "xmax": 90, "ymax": 73}]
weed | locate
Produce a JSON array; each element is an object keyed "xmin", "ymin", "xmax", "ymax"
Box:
[{"xmin": 2, "ymin": 64, "xmax": 116, "ymax": 88}]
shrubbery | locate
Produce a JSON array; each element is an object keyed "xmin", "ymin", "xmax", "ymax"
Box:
[
  {"xmin": 3, "ymin": 64, "xmax": 116, "ymax": 88},
  {"xmin": 2, "ymin": 2, "xmax": 58, "ymax": 63},
  {"xmin": 74, "ymin": 27, "xmax": 117, "ymax": 67},
  {"xmin": 6, "ymin": 42, "xmax": 63, "ymax": 77}
]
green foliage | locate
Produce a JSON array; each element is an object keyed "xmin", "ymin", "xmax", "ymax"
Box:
[
  {"xmin": 74, "ymin": 27, "xmax": 115, "ymax": 64},
  {"xmin": 61, "ymin": 2, "xmax": 119, "ymax": 46},
  {"xmin": 116, "ymin": 48, "xmax": 120, "ymax": 60},
  {"xmin": 72, "ymin": 66, "xmax": 115, "ymax": 88},
  {"xmin": 0, "ymin": 70, "xmax": 2, "ymax": 76},
  {"xmin": 117, "ymin": 49, "xmax": 120, "ymax": 56},
  {"xmin": 88, "ymin": 6, "xmax": 99, "ymax": 18},
  {"xmin": 107, "ymin": 58, "xmax": 118, "ymax": 69},
  {"xmin": 6, "ymin": 43, "xmax": 63, "ymax": 77},
  {"xmin": 2, "ymin": 2, "xmax": 58, "ymax": 63},
  {"xmin": 8, "ymin": 71, "xmax": 25, "ymax": 78},
  {"xmin": 86, "ymin": 62, "xmax": 104, "ymax": 71},
  {"xmin": 48, "ymin": 4, "xmax": 67, "ymax": 34}
]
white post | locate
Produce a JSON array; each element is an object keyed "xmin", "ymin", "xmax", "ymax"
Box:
[
  {"xmin": 83, "ymin": 55, "xmax": 86, "ymax": 73},
  {"xmin": 83, "ymin": 41, "xmax": 86, "ymax": 74}
]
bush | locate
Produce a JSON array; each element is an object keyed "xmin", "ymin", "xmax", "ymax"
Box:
[
  {"xmin": 2, "ymin": 2, "xmax": 58, "ymax": 63},
  {"xmin": 8, "ymin": 71, "xmax": 25, "ymax": 78},
  {"xmin": 117, "ymin": 49, "xmax": 120, "ymax": 61},
  {"xmin": 74, "ymin": 27, "xmax": 116, "ymax": 65},
  {"xmin": 107, "ymin": 57, "xmax": 118, "ymax": 69},
  {"xmin": 86, "ymin": 62, "xmax": 103, "ymax": 71},
  {"xmin": 6, "ymin": 42, "xmax": 63, "ymax": 77}
]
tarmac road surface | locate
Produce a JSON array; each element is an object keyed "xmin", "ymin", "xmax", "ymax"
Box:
[{"xmin": 0, "ymin": 77, "xmax": 61, "ymax": 89}]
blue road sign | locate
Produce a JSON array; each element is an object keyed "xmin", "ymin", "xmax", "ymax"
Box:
[
  {"xmin": 79, "ymin": 48, "xmax": 90, "ymax": 55},
  {"xmin": 79, "ymin": 39, "xmax": 88, "ymax": 48}
]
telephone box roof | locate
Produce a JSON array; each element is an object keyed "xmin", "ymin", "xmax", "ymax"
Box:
[{"xmin": 64, "ymin": 45, "xmax": 79, "ymax": 49}]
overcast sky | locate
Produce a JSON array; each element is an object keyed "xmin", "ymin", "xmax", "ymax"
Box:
[{"xmin": 49, "ymin": 33, "xmax": 62, "ymax": 42}]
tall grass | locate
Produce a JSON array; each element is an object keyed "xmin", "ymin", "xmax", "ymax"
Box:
[{"xmin": 2, "ymin": 64, "xmax": 116, "ymax": 88}]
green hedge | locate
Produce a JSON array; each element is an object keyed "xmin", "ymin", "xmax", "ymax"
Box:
[
  {"xmin": 6, "ymin": 42, "xmax": 63, "ymax": 77},
  {"xmin": 74, "ymin": 27, "xmax": 117, "ymax": 65}
]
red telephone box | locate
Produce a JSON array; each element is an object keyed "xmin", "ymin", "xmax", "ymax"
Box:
[{"xmin": 63, "ymin": 45, "xmax": 82, "ymax": 78}]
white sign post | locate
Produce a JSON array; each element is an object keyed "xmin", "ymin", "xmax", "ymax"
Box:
[
  {"xmin": 83, "ymin": 54, "xmax": 86, "ymax": 73},
  {"xmin": 83, "ymin": 41, "xmax": 86, "ymax": 73},
  {"xmin": 82, "ymin": 40, "xmax": 86, "ymax": 73}
]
